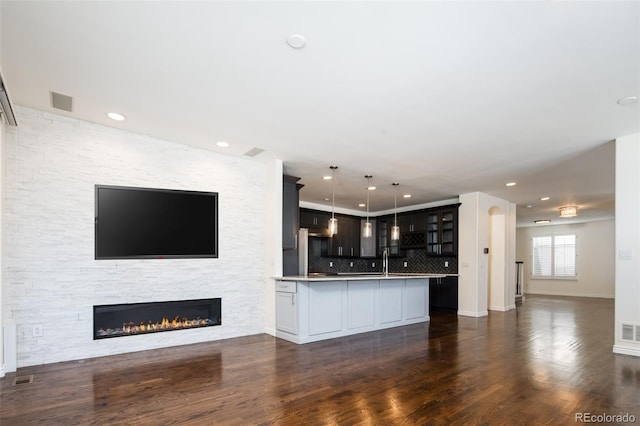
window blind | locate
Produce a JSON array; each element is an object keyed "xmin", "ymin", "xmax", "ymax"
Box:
[
  {"xmin": 532, "ymin": 236, "xmax": 552, "ymax": 276},
  {"xmin": 532, "ymin": 234, "xmax": 576, "ymax": 278}
]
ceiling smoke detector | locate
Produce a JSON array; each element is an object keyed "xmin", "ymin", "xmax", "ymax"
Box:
[{"xmin": 287, "ymin": 34, "xmax": 306, "ymax": 49}]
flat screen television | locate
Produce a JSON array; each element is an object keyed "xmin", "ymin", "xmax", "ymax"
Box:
[{"xmin": 95, "ymin": 185, "xmax": 218, "ymax": 259}]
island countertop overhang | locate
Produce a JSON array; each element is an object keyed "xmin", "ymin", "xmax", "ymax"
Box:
[{"xmin": 274, "ymin": 273, "xmax": 458, "ymax": 282}]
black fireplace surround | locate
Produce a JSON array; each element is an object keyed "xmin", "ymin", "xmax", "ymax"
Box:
[{"xmin": 93, "ymin": 298, "xmax": 221, "ymax": 339}]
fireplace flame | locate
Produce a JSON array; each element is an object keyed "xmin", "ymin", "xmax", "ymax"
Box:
[{"xmin": 115, "ymin": 316, "xmax": 211, "ymax": 335}]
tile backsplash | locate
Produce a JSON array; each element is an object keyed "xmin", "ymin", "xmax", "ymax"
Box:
[{"xmin": 309, "ymin": 248, "xmax": 457, "ymax": 275}]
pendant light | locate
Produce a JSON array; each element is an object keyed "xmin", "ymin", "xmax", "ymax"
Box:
[
  {"xmin": 328, "ymin": 166, "xmax": 338, "ymax": 235},
  {"xmin": 391, "ymin": 182, "xmax": 400, "ymax": 241},
  {"xmin": 363, "ymin": 175, "xmax": 374, "ymax": 238}
]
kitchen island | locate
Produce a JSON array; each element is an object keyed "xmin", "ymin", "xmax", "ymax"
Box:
[{"xmin": 274, "ymin": 274, "xmax": 447, "ymax": 344}]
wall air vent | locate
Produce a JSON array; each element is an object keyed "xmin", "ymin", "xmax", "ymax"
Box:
[
  {"xmin": 244, "ymin": 147, "xmax": 265, "ymax": 157},
  {"xmin": 621, "ymin": 323, "xmax": 640, "ymax": 342},
  {"xmin": 50, "ymin": 91, "xmax": 73, "ymax": 112}
]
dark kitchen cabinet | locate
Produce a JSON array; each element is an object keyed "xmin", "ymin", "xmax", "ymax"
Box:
[
  {"xmin": 328, "ymin": 214, "xmax": 360, "ymax": 257},
  {"xmin": 426, "ymin": 204, "xmax": 460, "ymax": 256},
  {"xmin": 398, "ymin": 211, "xmax": 426, "ymax": 233},
  {"xmin": 283, "ymin": 176, "xmax": 302, "ymax": 250},
  {"xmin": 300, "ymin": 208, "xmax": 331, "ymax": 236},
  {"xmin": 377, "ymin": 215, "xmax": 401, "ymax": 256},
  {"xmin": 429, "ymin": 276, "xmax": 458, "ymax": 312},
  {"xmin": 283, "ymin": 176, "xmax": 303, "ymax": 276},
  {"xmin": 399, "ymin": 210, "xmax": 428, "ymax": 249}
]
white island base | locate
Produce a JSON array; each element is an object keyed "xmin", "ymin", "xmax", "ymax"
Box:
[{"xmin": 274, "ymin": 276, "xmax": 436, "ymax": 344}]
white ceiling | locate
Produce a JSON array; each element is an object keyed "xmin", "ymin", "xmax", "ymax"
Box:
[{"xmin": 1, "ymin": 1, "xmax": 638, "ymax": 226}]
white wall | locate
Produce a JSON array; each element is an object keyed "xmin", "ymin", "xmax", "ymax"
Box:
[
  {"xmin": 458, "ymin": 192, "xmax": 517, "ymax": 317},
  {"xmin": 516, "ymin": 221, "xmax": 614, "ymax": 299},
  {"xmin": 0, "ymin": 114, "xmax": 4, "ymax": 376},
  {"xmin": 614, "ymin": 133, "xmax": 640, "ymax": 357},
  {"xmin": 2, "ymin": 107, "xmax": 275, "ymax": 367}
]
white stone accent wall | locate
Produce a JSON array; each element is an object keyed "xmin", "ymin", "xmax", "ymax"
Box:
[{"xmin": 3, "ymin": 107, "xmax": 269, "ymax": 367}]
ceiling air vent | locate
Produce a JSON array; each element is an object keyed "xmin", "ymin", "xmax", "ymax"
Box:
[
  {"xmin": 244, "ymin": 147, "xmax": 264, "ymax": 157},
  {"xmin": 50, "ymin": 91, "xmax": 73, "ymax": 112}
]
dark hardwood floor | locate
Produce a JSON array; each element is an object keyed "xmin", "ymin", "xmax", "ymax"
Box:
[{"xmin": 1, "ymin": 295, "xmax": 638, "ymax": 425}]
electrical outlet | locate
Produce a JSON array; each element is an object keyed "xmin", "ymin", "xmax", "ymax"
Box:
[
  {"xmin": 403, "ymin": 261, "xmax": 408, "ymax": 268},
  {"xmin": 329, "ymin": 261, "xmax": 333, "ymax": 268},
  {"xmin": 445, "ymin": 261, "xmax": 449, "ymax": 268},
  {"xmin": 372, "ymin": 262, "xmax": 376, "ymax": 268},
  {"xmin": 350, "ymin": 262, "xmax": 353, "ymax": 267},
  {"xmin": 32, "ymin": 324, "xmax": 43, "ymax": 337}
]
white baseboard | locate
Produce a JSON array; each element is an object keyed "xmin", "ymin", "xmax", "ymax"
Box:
[
  {"xmin": 458, "ymin": 310, "xmax": 489, "ymax": 318},
  {"xmin": 525, "ymin": 291, "xmax": 614, "ymax": 299},
  {"xmin": 613, "ymin": 344, "xmax": 640, "ymax": 357},
  {"xmin": 264, "ymin": 326, "xmax": 276, "ymax": 337}
]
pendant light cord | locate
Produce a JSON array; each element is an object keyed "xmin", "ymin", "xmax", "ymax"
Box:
[{"xmin": 330, "ymin": 166, "xmax": 337, "ymax": 219}]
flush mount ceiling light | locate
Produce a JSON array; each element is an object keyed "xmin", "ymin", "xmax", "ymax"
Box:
[
  {"xmin": 540, "ymin": 197, "xmax": 550, "ymax": 201},
  {"xmin": 287, "ymin": 34, "xmax": 306, "ymax": 49},
  {"xmin": 534, "ymin": 220, "xmax": 551, "ymax": 224},
  {"xmin": 391, "ymin": 183, "xmax": 400, "ymax": 241},
  {"xmin": 328, "ymin": 166, "xmax": 338, "ymax": 235},
  {"xmin": 506, "ymin": 182, "xmax": 516, "ymax": 187},
  {"xmin": 107, "ymin": 112, "xmax": 125, "ymax": 121},
  {"xmin": 559, "ymin": 205, "xmax": 578, "ymax": 218},
  {"xmin": 617, "ymin": 96, "xmax": 638, "ymax": 105},
  {"xmin": 403, "ymin": 194, "xmax": 411, "ymax": 198},
  {"xmin": 363, "ymin": 175, "xmax": 374, "ymax": 238}
]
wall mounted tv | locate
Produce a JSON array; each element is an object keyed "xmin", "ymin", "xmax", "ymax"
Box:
[{"xmin": 95, "ymin": 185, "xmax": 218, "ymax": 259}]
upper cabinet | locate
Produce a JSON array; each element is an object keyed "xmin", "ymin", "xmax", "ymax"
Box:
[
  {"xmin": 300, "ymin": 208, "xmax": 331, "ymax": 236},
  {"xmin": 297, "ymin": 204, "xmax": 459, "ymax": 259},
  {"xmin": 360, "ymin": 218, "xmax": 377, "ymax": 258},
  {"xmin": 328, "ymin": 214, "xmax": 361, "ymax": 258},
  {"xmin": 377, "ymin": 215, "xmax": 401, "ymax": 256},
  {"xmin": 399, "ymin": 210, "xmax": 427, "ymax": 249},
  {"xmin": 426, "ymin": 204, "xmax": 460, "ymax": 256},
  {"xmin": 283, "ymin": 176, "xmax": 302, "ymax": 250}
]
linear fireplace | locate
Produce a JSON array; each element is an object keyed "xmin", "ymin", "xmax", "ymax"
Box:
[{"xmin": 93, "ymin": 298, "xmax": 221, "ymax": 339}]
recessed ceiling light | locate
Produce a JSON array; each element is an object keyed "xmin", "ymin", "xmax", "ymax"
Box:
[
  {"xmin": 506, "ymin": 182, "xmax": 516, "ymax": 187},
  {"xmin": 540, "ymin": 197, "xmax": 550, "ymax": 201},
  {"xmin": 526, "ymin": 205, "xmax": 533, "ymax": 208},
  {"xmin": 358, "ymin": 203, "xmax": 366, "ymax": 207},
  {"xmin": 216, "ymin": 141, "xmax": 229, "ymax": 148},
  {"xmin": 617, "ymin": 96, "xmax": 638, "ymax": 105},
  {"xmin": 324, "ymin": 198, "xmax": 330, "ymax": 201},
  {"xmin": 107, "ymin": 112, "xmax": 125, "ymax": 121},
  {"xmin": 368, "ymin": 186, "xmax": 376, "ymax": 191},
  {"xmin": 287, "ymin": 34, "xmax": 306, "ymax": 49},
  {"xmin": 323, "ymin": 175, "xmax": 332, "ymax": 180},
  {"xmin": 403, "ymin": 194, "xmax": 411, "ymax": 198},
  {"xmin": 534, "ymin": 219, "xmax": 551, "ymax": 224}
]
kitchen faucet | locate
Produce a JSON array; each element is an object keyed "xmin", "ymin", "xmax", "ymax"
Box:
[{"xmin": 383, "ymin": 248, "xmax": 389, "ymax": 276}]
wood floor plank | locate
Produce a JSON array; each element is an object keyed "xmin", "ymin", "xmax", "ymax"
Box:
[{"xmin": 1, "ymin": 295, "xmax": 639, "ymax": 425}]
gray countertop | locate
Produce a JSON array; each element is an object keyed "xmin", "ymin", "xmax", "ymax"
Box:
[{"xmin": 274, "ymin": 273, "xmax": 457, "ymax": 282}]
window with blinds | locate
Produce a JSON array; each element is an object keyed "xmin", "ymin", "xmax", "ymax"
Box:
[{"xmin": 531, "ymin": 234, "xmax": 576, "ymax": 278}]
